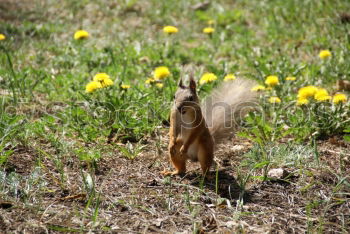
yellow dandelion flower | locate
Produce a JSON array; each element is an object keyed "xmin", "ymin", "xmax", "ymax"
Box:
[
  {"xmin": 207, "ymin": 20, "xmax": 214, "ymax": 25},
  {"xmin": 121, "ymin": 84, "xmax": 130, "ymax": 89},
  {"xmin": 251, "ymin": 85, "xmax": 266, "ymax": 92},
  {"xmin": 286, "ymin": 76, "xmax": 296, "ymax": 81},
  {"xmin": 156, "ymin": 83, "xmax": 164, "ymax": 88},
  {"xmin": 0, "ymin": 34, "xmax": 6, "ymax": 41},
  {"xmin": 332, "ymin": 93, "xmax": 347, "ymax": 104},
  {"xmin": 86, "ymin": 81, "xmax": 102, "ymax": 93},
  {"xmin": 203, "ymin": 27, "xmax": 215, "ymax": 34},
  {"xmin": 145, "ymin": 77, "xmax": 155, "ymax": 84},
  {"xmin": 314, "ymin": 88, "xmax": 331, "ymax": 102},
  {"xmin": 268, "ymin": 96, "xmax": 281, "ymax": 104},
  {"xmin": 93, "ymin": 73, "xmax": 114, "ymax": 87},
  {"xmin": 74, "ymin": 30, "xmax": 89, "ymax": 40},
  {"xmin": 319, "ymin": 50, "xmax": 331, "ymax": 59},
  {"xmin": 296, "ymin": 98, "xmax": 309, "ymax": 106},
  {"xmin": 199, "ymin": 73, "xmax": 217, "ymax": 85},
  {"xmin": 224, "ymin": 74, "xmax": 236, "ymax": 81},
  {"xmin": 265, "ymin": 75, "xmax": 279, "ymax": 87},
  {"xmin": 154, "ymin": 66, "xmax": 170, "ymax": 80},
  {"xmin": 102, "ymin": 78, "xmax": 114, "ymax": 87},
  {"xmin": 297, "ymin": 86, "xmax": 318, "ymax": 99},
  {"xmin": 163, "ymin": 26, "xmax": 178, "ymax": 34},
  {"xmin": 93, "ymin": 73, "xmax": 110, "ymax": 82}
]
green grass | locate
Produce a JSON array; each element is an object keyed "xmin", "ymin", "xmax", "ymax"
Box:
[{"xmin": 0, "ymin": 0, "xmax": 349, "ymax": 232}]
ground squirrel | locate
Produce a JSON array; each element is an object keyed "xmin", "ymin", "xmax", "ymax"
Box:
[{"xmin": 162, "ymin": 76, "xmax": 257, "ymax": 176}]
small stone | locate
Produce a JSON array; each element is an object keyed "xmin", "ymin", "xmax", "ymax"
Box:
[
  {"xmin": 268, "ymin": 168, "xmax": 288, "ymax": 179},
  {"xmin": 225, "ymin": 221, "xmax": 236, "ymax": 228},
  {"xmin": 231, "ymin": 145, "xmax": 245, "ymax": 151}
]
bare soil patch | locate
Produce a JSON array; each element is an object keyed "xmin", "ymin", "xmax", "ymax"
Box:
[{"xmin": 1, "ymin": 134, "xmax": 349, "ymax": 232}]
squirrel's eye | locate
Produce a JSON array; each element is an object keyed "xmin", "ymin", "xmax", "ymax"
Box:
[{"xmin": 188, "ymin": 96, "xmax": 193, "ymax": 101}]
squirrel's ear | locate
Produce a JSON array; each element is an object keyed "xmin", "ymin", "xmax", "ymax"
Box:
[
  {"xmin": 189, "ymin": 76, "xmax": 196, "ymax": 92},
  {"xmin": 178, "ymin": 78, "xmax": 184, "ymax": 88}
]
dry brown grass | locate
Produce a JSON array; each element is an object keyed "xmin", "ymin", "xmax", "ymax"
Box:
[{"xmin": 1, "ymin": 133, "xmax": 349, "ymax": 232}]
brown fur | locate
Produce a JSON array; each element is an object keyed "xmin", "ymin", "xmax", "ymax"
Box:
[
  {"xmin": 162, "ymin": 77, "xmax": 257, "ymax": 176},
  {"xmin": 202, "ymin": 78, "xmax": 258, "ymax": 143}
]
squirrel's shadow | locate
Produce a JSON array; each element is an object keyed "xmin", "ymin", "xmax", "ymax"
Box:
[{"xmin": 183, "ymin": 168, "xmax": 251, "ymax": 202}]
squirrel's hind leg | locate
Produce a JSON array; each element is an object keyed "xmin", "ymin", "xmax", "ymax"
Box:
[
  {"xmin": 197, "ymin": 143, "xmax": 214, "ymax": 176},
  {"xmin": 162, "ymin": 145, "xmax": 187, "ymax": 176},
  {"xmin": 161, "ymin": 158, "xmax": 186, "ymax": 176}
]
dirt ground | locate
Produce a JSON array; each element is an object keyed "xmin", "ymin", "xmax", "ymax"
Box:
[{"xmin": 1, "ymin": 134, "xmax": 349, "ymax": 233}]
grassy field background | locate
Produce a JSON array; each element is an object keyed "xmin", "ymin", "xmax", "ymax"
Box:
[{"xmin": 1, "ymin": 0, "xmax": 350, "ymax": 232}]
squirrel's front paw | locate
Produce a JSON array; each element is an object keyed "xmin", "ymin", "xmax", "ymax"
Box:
[{"xmin": 180, "ymin": 145, "xmax": 187, "ymax": 155}]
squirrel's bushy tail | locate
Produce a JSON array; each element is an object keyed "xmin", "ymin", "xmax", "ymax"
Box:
[{"xmin": 201, "ymin": 78, "xmax": 258, "ymax": 144}]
